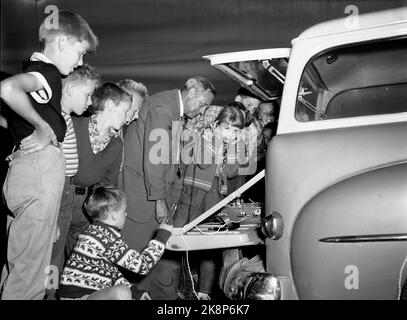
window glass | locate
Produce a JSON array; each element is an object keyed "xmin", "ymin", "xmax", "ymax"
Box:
[{"xmin": 295, "ymin": 38, "xmax": 407, "ymax": 122}]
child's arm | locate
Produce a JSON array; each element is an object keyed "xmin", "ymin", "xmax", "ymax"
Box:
[
  {"xmin": 106, "ymin": 224, "xmax": 172, "ymax": 275},
  {"xmin": 98, "ymin": 137, "xmax": 123, "ymax": 187},
  {"xmin": 0, "ymin": 74, "xmax": 56, "ymax": 151}
]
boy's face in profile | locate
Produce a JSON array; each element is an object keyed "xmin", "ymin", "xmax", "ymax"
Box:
[
  {"xmin": 57, "ymin": 36, "xmax": 88, "ymax": 75},
  {"xmin": 69, "ymin": 80, "xmax": 98, "ymax": 116},
  {"xmin": 109, "ymin": 99, "xmax": 131, "ymax": 130}
]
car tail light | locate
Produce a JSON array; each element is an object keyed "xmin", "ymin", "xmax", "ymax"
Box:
[{"xmin": 261, "ymin": 211, "xmax": 284, "ymax": 240}]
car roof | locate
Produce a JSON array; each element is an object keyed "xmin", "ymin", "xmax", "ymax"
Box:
[{"xmin": 294, "ymin": 7, "xmax": 407, "ymax": 42}]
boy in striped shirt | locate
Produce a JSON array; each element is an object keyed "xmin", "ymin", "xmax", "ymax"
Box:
[{"xmin": 46, "ymin": 65, "xmax": 101, "ymax": 299}]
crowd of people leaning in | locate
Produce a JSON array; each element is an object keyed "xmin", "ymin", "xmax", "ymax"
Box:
[{"xmin": 0, "ymin": 10, "xmax": 279, "ymax": 300}]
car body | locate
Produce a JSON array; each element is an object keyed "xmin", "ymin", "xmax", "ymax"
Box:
[{"xmin": 204, "ymin": 7, "xmax": 407, "ymax": 299}]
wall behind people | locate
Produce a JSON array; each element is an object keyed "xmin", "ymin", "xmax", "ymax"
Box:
[{"xmin": 1, "ymin": 0, "xmax": 405, "ymax": 104}]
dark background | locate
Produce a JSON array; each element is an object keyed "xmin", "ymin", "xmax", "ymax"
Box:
[
  {"xmin": 2, "ymin": 0, "xmax": 406, "ymax": 104},
  {"xmin": 1, "ymin": 0, "xmax": 406, "ymax": 281}
]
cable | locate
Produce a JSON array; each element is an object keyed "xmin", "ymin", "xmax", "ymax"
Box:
[
  {"xmin": 180, "ymin": 232, "xmax": 200, "ymax": 300},
  {"xmin": 191, "ymin": 212, "xmax": 255, "ymax": 235},
  {"xmin": 194, "ymin": 224, "xmax": 230, "ymax": 235}
]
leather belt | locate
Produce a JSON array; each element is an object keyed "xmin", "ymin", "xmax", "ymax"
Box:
[
  {"xmin": 66, "ymin": 176, "xmax": 93, "ymax": 195},
  {"xmin": 74, "ymin": 185, "xmax": 91, "ymax": 195}
]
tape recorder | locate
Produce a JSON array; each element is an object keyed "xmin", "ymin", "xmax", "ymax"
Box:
[
  {"xmin": 166, "ymin": 170, "xmax": 265, "ymax": 251},
  {"xmin": 216, "ymin": 199, "xmax": 262, "ymax": 226}
]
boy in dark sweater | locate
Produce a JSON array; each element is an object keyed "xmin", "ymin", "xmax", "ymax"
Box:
[
  {"xmin": 63, "ymin": 83, "xmax": 131, "ymax": 266},
  {"xmin": 0, "ymin": 10, "xmax": 98, "ymax": 300},
  {"xmin": 58, "ymin": 186, "xmax": 172, "ymax": 300}
]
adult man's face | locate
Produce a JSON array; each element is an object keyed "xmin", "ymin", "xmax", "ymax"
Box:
[{"xmin": 184, "ymin": 88, "xmax": 214, "ymax": 119}]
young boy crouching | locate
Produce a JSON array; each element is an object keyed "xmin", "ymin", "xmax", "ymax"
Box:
[{"xmin": 58, "ymin": 186, "xmax": 172, "ymax": 300}]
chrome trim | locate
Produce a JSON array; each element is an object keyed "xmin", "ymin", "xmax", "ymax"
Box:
[{"xmin": 319, "ymin": 233, "xmax": 407, "ymax": 243}]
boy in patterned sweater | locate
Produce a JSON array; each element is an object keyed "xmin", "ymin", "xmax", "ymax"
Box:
[{"xmin": 58, "ymin": 186, "xmax": 172, "ymax": 300}]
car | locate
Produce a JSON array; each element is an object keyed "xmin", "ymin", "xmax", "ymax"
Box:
[{"xmin": 203, "ymin": 7, "xmax": 407, "ymax": 299}]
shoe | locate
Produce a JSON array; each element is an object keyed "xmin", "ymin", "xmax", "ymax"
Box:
[{"xmin": 197, "ymin": 292, "xmax": 211, "ymax": 300}]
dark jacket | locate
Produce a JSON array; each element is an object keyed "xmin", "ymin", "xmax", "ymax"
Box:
[
  {"xmin": 72, "ymin": 115, "xmax": 123, "ymax": 187},
  {"xmin": 121, "ymin": 89, "xmax": 183, "ymax": 221}
]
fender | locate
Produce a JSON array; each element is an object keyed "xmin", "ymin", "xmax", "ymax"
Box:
[{"xmin": 291, "ymin": 163, "xmax": 407, "ymax": 299}]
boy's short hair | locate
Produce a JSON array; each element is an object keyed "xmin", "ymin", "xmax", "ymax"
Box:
[
  {"xmin": 117, "ymin": 79, "xmax": 148, "ymax": 103},
  {"xmin": 183, "ymin": 77, "xmax": 216, "ymax": 96},
  {"xmin": 216, "ymin": 104, "xmax": 245, "ymax": 129},
  {"xmin": 62, "ymin": 64, "xmax": 101, "ymax": 88},
  {"xmin": 39, "ymin": 10, "xmax": 98, "ymax": 52},
  {"xmin": 91, "ymin": 83, "xmax": 132, "ymax": 112},
  {"xmin": 83, "ymin": 185, "xmax": 126, "ymax": 220}
]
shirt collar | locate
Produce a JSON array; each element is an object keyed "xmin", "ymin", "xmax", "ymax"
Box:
[
  {"xmin": 94, "ymin": 220, "xmax": 121, "ymax": 233},
  {"xmin": 90, "ymin": 114, "xmax": 118, "ymax": 136},
  {"xmin": 61, "ymin": 110, "xmax": 71, "ymax": 121},
  {"xmin": 178, "ymin": 90, "xmax": 184, "ymax": 118},
  {"xmin": 30, "ymin": 52, "xmax": 54, "ymax": 65}
]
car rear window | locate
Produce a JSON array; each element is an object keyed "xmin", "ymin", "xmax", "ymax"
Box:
[{"xmin": 295, "ymin": 37, "xmax": 407, "ymax": 122}]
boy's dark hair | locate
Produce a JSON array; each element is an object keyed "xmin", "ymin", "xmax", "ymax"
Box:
[
  {"xmin": 62, "ymin": 64, "xmax": 101, "ymax": 88},
  {"xmin": 83, "ymin": 185, "xmax": 126, "ymax": 220},
  {"xmin": 91, "ymin": 83, "xmax": 132, "ymax": 112},
  {"xmin": 39, "ymin": 10, "xmax": 98, "ymax": 52},
  {"xmin": 216, "ymin": 104, "xmax": 245, "ymax": 129}
]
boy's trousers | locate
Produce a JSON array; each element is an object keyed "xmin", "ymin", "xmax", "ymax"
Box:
[
  {"xmin": 1, "ymin": 145, "xmax": 65, "ymax": 300},
  {"xmin": 45, "ymin": 179, "xmax": 88, "ymax": 299}
]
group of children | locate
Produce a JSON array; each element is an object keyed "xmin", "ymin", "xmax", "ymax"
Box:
[
  {"xmin": 0, "ymin": 10, "xmax": 170, "ymax": 300},
  {"xmin": 0, "ymin": 9, "xmax": 278, "ymax": 300}
]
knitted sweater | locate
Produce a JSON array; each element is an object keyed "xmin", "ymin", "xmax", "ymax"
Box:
[{"xmin": 58, "ymin": 221, "xmax": 170, "ymax": 298}]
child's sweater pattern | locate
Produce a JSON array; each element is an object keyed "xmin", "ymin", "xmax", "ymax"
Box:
[{"xmin": 58, "ymin": 221, "xmax": 166, "ymax": 298}]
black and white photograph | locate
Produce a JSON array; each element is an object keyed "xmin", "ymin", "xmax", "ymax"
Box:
[{"xmin": 0, "ymin": 0, "xmax": 406, "ymax": 309}]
